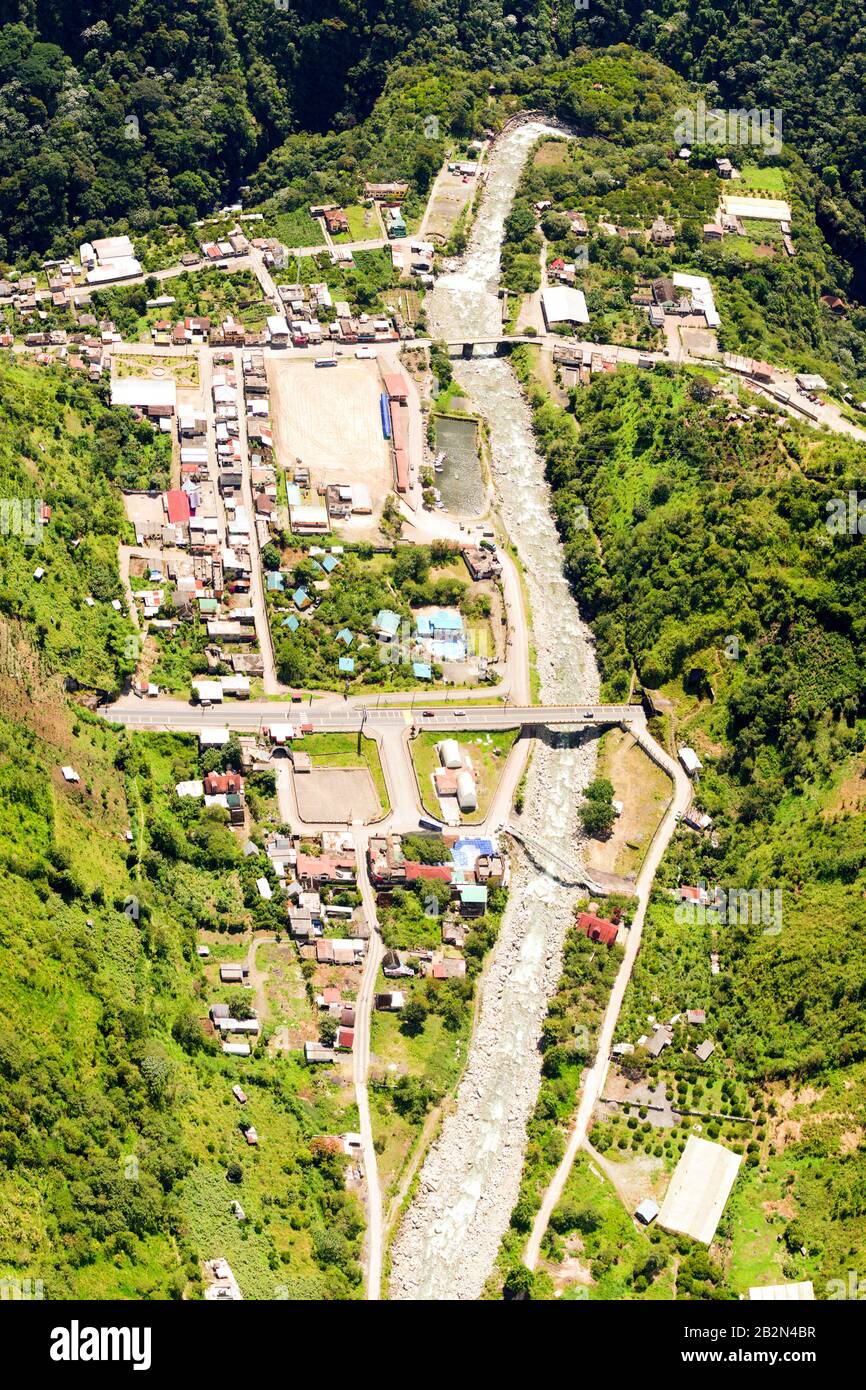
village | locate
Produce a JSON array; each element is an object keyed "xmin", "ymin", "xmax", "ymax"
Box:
[{"xmin": 14, "ymin": 123, "xmax": 857, "ymax": 1307}]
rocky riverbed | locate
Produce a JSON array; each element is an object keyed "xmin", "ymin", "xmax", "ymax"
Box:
[{"xmin": 389, "ymin": 120, "xmax": 601, "ymax": 1300}]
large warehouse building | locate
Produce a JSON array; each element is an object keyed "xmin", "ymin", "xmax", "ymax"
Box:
[
  {"xmin": 657, "ymin": 1135, "xmax": 742, "ymax": 1245},
  {"xmin": 541, "ymin": 286, "xmax": 589, "ymax": 329}
]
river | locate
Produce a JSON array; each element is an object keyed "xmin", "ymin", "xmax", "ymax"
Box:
[{"xmin": 388, "ymin": 121, "xmax": 602, "ymax": 1300}]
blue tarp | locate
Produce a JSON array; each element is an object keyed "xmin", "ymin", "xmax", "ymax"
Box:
[{"xmin": 379, "ymin": 393, "xmax": 392, "ymax": 440}]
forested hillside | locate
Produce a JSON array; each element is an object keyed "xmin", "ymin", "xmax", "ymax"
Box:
[
  {"xmin": 0, "ymin": 359, "xmax": 169, "ymax": 694},
  {"xmin": 1, "ymin": 2, "xmax": 863, "ymax": 282},
  {"xmin": 503, "ymin": 348, "xmax": 866, "ymax": 1295},
  {"xmin": 514, "ymin": 349, "xmax": 866, "ymax": 1064}
]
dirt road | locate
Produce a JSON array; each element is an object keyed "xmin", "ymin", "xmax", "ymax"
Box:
[
  {"xmin": 523, "ymin": 727, "xmax": 692, "ymax": 1267},
  {"xmin": 352, "ymin": 832, "xmax": 386, "ymax": 1299}
]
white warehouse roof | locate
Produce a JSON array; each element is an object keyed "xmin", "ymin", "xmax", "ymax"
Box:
[
  {"xmin": 111, "ymin": 377, "xmax": 177, "ymax": 410},
  {"xmin": 86, "ymin": 257, "xmax": 142, "ymax": 284},
  {"xmin": 673, "ymin": 272, "xmax": 721, "ymax": 329},
  {"xmin": 541, "ymin": 286, "xmax": 589, "ymax": 326},
  {"xmin": 658, "ymin": 1135, "xmax": 742, "ymax": 1245}
]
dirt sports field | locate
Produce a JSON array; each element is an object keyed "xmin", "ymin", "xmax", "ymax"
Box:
[
  {"xmin": 267, "ymin": 358, "xmax": 391, "ymax": 496},
  {"xmin": 293, "ymin": 766, "xmax": 379, "ymax": 824}
]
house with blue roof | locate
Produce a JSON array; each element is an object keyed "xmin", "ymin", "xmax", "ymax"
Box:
[
  {"xmin": 336, "ymin": 628, "xmax": 353, "ymax": 645},
  {"xmin": 322, "ymin": 554, "xmax": 340, "ymax": 574},
  {"xmin": 416, "ymin": 608, "xmax": 464, "ymax": 639},
  {"xmin": 412, "ymin": 661, "xmax": 432, "ymax": 679},
  {"xmin": 416, "ymin": 607, "xmax": 466, "ymax": 663},
  {"xmin": 281, "ymin": 614, "xmax": 300, "ymax": 631},
  {"xmin": 294, "ymin": 587, "xmax": 311, "ymax": 609},
  {"xmin": 338, "ymin": 656, "xmax": 355, "ymax": 674},
  {"xmin": 266, "ymin": 571, "xmax": 285, "ymax": 592},
  {"xmin": 374, "ymin": 609, "xmax": 401, "ymax": 639}
]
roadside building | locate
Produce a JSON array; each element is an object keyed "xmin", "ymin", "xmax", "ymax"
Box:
[
  {"xmin": 576, "ymin": 911, "xmax": 619, "ymax": 946},
  {"xmin": 540, "ymin": 286, "xmax": 589, "ymax": 328}
]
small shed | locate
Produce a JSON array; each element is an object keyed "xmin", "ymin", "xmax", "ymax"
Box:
[{"xmin": 635, "ymin": 1198, "xmax": 660, "ymax": 1226}]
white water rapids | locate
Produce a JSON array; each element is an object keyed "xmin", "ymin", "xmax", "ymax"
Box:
[{"xmin": 388, "ymin": 121, "xmax": 601, "ymax": 1300}]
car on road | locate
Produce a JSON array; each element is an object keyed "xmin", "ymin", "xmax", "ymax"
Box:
[
  {"xmin": 422, "ymin": 709, "xmax": 435, "ymax": 717},
  {"xmin": 584, "ymin": 710, "xmax": 595, "ymax": 718},
  {"xmin": 452, "ymin": 709, "xmax": 467, "ymax": 717}
]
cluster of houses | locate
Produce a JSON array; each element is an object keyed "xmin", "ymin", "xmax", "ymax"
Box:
[
  {"xmin": 1, "ymin": 259, "xmax": 77, "ymax": 318},
  {"xmin": 199, "ymin": 227, "xmax": 251, "ymax": 263},
  {"xmin": 552, "ymin": 342, "xmax": 635, "ymax": 383},
  {"xmin": 615, "ymin": 1003, "xmax": 715, "ymax": 1068},
  {"xmin": 266, "ymin": 281, "xmax": 400, "ymax": 350},
  {"xmin": 119, "ymin": 353, "xmax": 273, "ymax": 687},
  {"xmin": 176, "ymin": 769, "xmax": 246, "ymax": 825},
  {"xmin": 367, "ymin": 832, "xmax": 504, "ymax": 924},
  {"xmin": 638, "ymin": 272, "xmax": 721, "ymax": 331},
  {"xmin": 241, "ymin": 350, "xmax": 280, "ymax": 550},
  {"xmin": 371, "ymin": 602, "xmax": 470, "ymax": 682},
  {"xmin": 10, "ymin": 325, "xmax": 111, "ymax": 379}
]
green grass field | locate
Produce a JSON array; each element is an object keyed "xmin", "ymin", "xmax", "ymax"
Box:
[
  {"xmin": 271, "ymin": 207, "xmax": 326, "ymax": 248},
  {"xmin": 410, "ymin": 727, "xmax": 518, "ymax": 823},
  {"xmin": 739, "ymin": 164, "xmax": 787, "ymax": 193}
]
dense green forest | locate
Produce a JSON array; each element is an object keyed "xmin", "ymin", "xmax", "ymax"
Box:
[{"xmin": 1, "ymin": 3, "xmax": 863, "ymax": 291}]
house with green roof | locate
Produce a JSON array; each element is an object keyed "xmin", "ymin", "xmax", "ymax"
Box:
[{"xmin": 459, "ymin": 883, "xmax": 488, "ymax": 916}]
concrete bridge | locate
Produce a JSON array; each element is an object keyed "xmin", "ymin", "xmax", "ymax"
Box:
[
  {"xmin": 444, "ymin": 336, "xmax": 540, "ymax": 359},
  {"xmin": 99, "ymin": 699, "xmax": 645, "ymax": 736}
]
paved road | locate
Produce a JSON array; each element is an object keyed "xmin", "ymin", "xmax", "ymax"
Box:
[
  {"xmin": 232, "ymin": 347, "xmax": 280, "ymax": 692},
  {"xmin": 523, "ymin": 727, "xmax": 692, "ymax": 1269},
  {"xmin": 100, "ymin": 697, "xmax": 643, "ymax": 733}
]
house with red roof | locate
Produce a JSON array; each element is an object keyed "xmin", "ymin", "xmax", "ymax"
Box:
[
  {"xmin": 165, "ymin": 489, "xmax": 191, "ymax": 525},
  {"xmin": 404, "ymin": 862, "xmax": 454, "ymax": 883},
  {"xmin": 203, "ymin": 771, "xmax": 244, "ymax": 797},
  {"xmin": 576, "ymin": 912, "xmax": 619, "ymax": 947}
]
